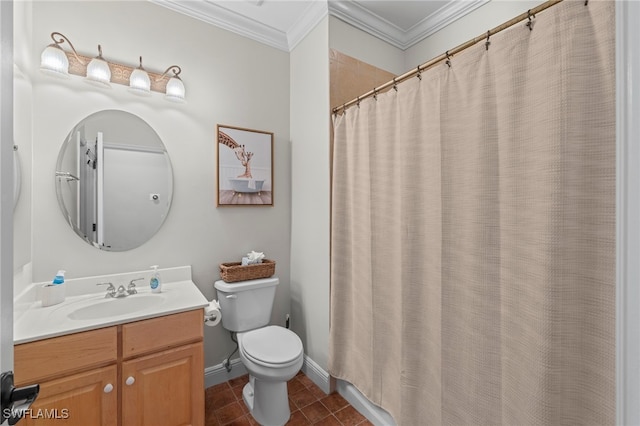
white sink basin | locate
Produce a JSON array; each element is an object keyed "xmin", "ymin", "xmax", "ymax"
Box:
[{"xmin": 67, "ymin": 295, "xmax": 162, "ymax": 321}]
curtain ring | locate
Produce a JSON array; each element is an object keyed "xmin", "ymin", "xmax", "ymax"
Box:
[
  {"xmin": 373, "ymin": 88, "xmax": 378, "ymax": 101},
  {"xmin": 393, "ymin": 78, "xmax": 398, "ymax": 92},
  {"xmin": 526, "ymin": 10, "xmax": 535, "ymax": 31},
  {"xmin": 445, "ymin": 51, "xmax": 451, "ymax": 68},
  {"xmin": 416, "ymin": 66, "xmax": 422, "ymax": 81},
  {"xmin": 584, "ymin": 0, "xmax": 588, "ymax": 5},
  {"xmin": 485, "ymin": 30, "xmax": 491, "ymax": 51},
  {"xmin": 356, "ymin": 96, "xmax": 360, "ymax": 108}
]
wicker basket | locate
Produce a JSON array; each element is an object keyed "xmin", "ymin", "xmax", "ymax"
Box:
[{"xmin": 219, "ymin": 259, "xmax": 276, "ymax": 283}]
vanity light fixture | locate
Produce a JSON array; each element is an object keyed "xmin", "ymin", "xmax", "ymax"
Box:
[
  {"xmin": 129, "ymin": 56, "xmax": 151, "ymax": 96},
  {"xmin": 85, "ymin": 45, "xmax": 111, "ymax": 88},
  {"xmin": 40, "ymin": 32, "xmax": 185, "ymax": 102},
  {"xmin": 40, "ymin": 32, "xmax": 78, "ymax": 78},
  {"xmin": 160, "ymin": 66, "xmax": 185, "ymax": 103}
]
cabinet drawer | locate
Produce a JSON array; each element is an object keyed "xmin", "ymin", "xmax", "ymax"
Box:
[
  {"xmin": 122, "ymin": 309, "xmax": 203, "ymax": 359},
  {"xmin": 14, "ymin": 327, "xmax": 117, "ymax": 386}
]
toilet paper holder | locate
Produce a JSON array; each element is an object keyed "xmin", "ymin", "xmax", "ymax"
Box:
[{"xmin": 204, "ymin": 300, "xmax": 221, "ymax": 327}]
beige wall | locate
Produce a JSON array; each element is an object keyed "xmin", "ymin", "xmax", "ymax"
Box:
[
  {"xmin": 290, "ymin": 16, "xmax": 331, "ymax": 370},
  {"xmin": 17, "ymin": 0, "xmax": 292, "ymax": 371}
]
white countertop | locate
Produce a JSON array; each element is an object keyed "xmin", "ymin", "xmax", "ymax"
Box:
[{"xmin": 14, "ymin": 266, "xmax": 209, "ymax": 344}]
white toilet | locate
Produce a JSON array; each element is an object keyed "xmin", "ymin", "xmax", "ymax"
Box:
[{"xmin": 214, "ymin": 277, "xmax": 304, "ymax": 426}]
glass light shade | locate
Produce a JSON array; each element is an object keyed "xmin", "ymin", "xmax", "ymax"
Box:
[
  {"xmin": 129, "ymin": 68, "xmax": 151, "ymax": 96},
  {"xmin": 85, "ymin": 57, "xmax": 111, "ymax": 87},
  {"xmin": 40, "ymin": 44, "xmax": 69, "ymax": 78},
  {"xmin": 164, "ymin": 76, "xmax": 185, "ymax": 102}
]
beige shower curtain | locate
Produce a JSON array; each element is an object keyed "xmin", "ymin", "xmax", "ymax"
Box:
[{"xmin": 329, "ymin": 1, "xmax": 615, "ymax": 425}]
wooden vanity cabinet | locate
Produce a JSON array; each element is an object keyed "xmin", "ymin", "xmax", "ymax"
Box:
[{"xmin": 14, "ymin": 309, "xmax": 204, "ymax": 426}]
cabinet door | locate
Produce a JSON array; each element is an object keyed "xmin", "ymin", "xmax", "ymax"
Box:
[
  {"xmin": 122, "ymin": 342, "xmax": 204, "ymax": 426},
  {"xmin": 21, "ymin": 365, "xmax": 117, "ymax": 426}
]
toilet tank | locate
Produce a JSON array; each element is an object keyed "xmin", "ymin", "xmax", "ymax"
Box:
[{"xmin": 214, "ymin": 277, "xmax": 279, "ymax": 332}]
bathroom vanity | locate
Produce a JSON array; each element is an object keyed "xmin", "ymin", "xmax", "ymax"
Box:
[{"xmin": 12, "ymin": 266, "xmax": 208, "ymax": 426}]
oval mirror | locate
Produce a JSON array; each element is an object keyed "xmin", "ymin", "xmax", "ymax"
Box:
[{"xmin": 55, "ymin": 110, "xmax": 173, "ymax": 251}]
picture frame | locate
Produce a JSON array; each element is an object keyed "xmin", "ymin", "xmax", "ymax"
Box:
[{"xmin": 217, "ymin": 125, "xmax": 274, "ymax": 206}]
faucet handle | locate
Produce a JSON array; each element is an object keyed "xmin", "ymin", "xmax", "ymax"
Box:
[
  {"xmin": 97, "ymin": 282, "xmax": 115, "ymax": 290},
  {"xmin": 97, "ymin": 282, "xmax": 116, "ymax": 298},
  {"xmin": 128, "ymin": 278, "xmax": 143, "ymax": 294}
]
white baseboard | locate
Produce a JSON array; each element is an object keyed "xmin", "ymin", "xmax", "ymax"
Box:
[
  {"xmin": 204, "ymin": 355, "xmax": 329, "ymax": 390},
  {"xmin": 301, "ymin": 355, "xmax": 332, "ymax": 394},
  {"xmin": 299, "ymin": 356, "xmax": 395, "ymax": 425},
  {"xmin": 204, "ymin": 358, "xmax": 248, "ymax": 388},
  {"xmin": 203, "ymin": 354, "xmax": 395, "ymax": 426},
  {"xmin": 336, "ymin": 379, "xmax": 396, "ymax": 426}
]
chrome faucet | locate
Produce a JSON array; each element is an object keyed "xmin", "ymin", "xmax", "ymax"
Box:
[{"xmin": 97, "ymin": 279, "xmax": 143, "ymax": 298}]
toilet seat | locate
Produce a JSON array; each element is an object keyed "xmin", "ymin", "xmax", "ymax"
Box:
[{"xmin": 241, "ymin": 326, "xmax": 303, "ymax": 368}]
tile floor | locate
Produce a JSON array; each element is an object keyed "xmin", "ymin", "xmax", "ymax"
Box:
[{"xmin": 205, "ymin": 371, "xmax": 373, "ymax": 426}]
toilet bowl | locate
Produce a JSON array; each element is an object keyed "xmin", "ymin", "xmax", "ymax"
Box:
[
  {"xmin": 238, "ymin": 326, "xmax": 304, "ymax": 426},
  {"xmin": 214, "ymin": 277, "xmax": 304, "ymax": 426}
]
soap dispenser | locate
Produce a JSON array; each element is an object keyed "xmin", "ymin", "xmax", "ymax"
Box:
[
  {"xmin": 150, "ymin": 265, "xmax": 162, "ymax": 293},
  {"xmin": 53, "ymin": 270, "xmax": 65, "ymax": 285},
  {"xmin": 42, "ymin": 270, "xmax": 66, "ymax": 307}
]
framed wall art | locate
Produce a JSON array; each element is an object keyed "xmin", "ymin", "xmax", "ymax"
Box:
[{"xmin": 217, "ymin": 125, "xmax": 274, "ymax": 206}]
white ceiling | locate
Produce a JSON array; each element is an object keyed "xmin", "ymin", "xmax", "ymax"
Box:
[{"xmin": 152, "ymin": 0, "xmax": 488, "ymax": 52}]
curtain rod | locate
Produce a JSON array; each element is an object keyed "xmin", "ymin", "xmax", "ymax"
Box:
[{"xmin": 332, "ymin": 0, "xmax": 565, "ymax": 115}]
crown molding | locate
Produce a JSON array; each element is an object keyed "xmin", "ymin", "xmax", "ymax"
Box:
[
  {"xmin": 328, "ymin": 0, "xmax": 489, "ymax": 50},
  {"xmin": 328, "ymin": 1, "xmax": 406, "ymax": 49},
  {"xmin": 287, "ymin": 1, "xmax": 329, "ymax": 51},
  {"xmin": 152, "ymin": 0, "xmax": 488, "ymax": 53},
  {"xmin": 150, "ymin": 0, "xmax": 290, "ymax": 52},
  {"xmin": 404, "ymin": 0, "xmax": 489, "ymax": 49}
]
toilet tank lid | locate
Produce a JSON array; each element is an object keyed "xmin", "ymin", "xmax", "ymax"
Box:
[{"xmin": 214, "ymin": 277, "xmax": 279, "ymax": 292}]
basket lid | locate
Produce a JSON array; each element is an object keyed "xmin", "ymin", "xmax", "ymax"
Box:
[{"xmin": 214, "ymin": 277, "xmax": 279, "ymax": 292}]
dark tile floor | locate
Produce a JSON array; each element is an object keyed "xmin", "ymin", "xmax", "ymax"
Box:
[{"xmin": 205, "ymin": 371, "xmax": 373, "ymax": 426}]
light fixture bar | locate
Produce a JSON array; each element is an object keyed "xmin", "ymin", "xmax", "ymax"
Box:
[{"xmin": 65, "ymin": 51, "xmax": 175, "ymax": 94}]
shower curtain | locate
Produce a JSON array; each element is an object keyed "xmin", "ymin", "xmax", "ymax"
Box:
[{"xmin": 329, "ymin": 1, "xmax": 615, "ymax": 425}]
